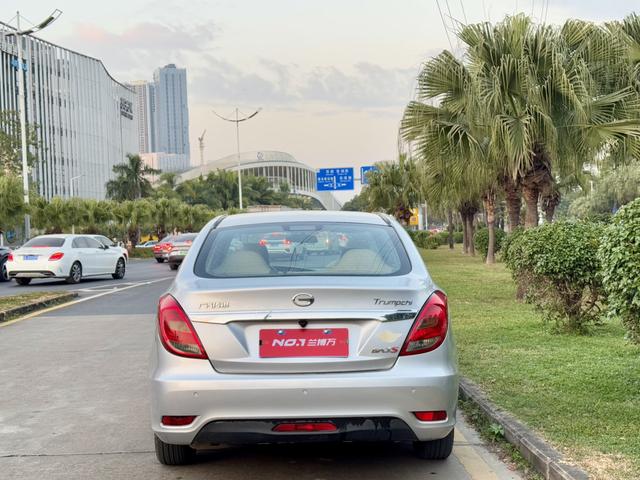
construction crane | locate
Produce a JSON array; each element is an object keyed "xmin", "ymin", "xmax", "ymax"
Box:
[{"xmin": 198, "ymin": 130, "xmax": 207, "ymax": 166}]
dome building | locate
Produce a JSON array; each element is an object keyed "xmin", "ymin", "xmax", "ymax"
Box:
[{"xmin": 178, "ymin": 151, "xmax": 341, "ymax": 210}]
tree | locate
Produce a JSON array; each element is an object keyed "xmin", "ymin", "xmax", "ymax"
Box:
[
  {"xmin": 0, "ymin": 111, "xmax": 40, "ymax": 176},
  {"xmin": 152, "ymin": 197, "xmax": 182, "ymax": 238},
  {"xmin": 364, "ymin": 156, "xmax": 424, "ymax": 222},
  {"xmin": 0, "ymin": 175, "xmax": 26, "ymax": 241},
  {"xmin": 106, "ymin": 153, "xmax": 160, "ymax": 201},
  {"xmin": 341, "ymin": 192, "xmax": 369, "ymax": 212}
]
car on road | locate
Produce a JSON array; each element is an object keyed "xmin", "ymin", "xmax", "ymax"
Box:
[
  {"xmin": 91, "ymin": 235, "xmax": 129, "ymax": 262},
  {"xmin": 136, "ymin": 240, "xmax": 158, "ymax": 248},
  {"xmin": 151, "ymin": 211, "xmax": 458, "ymax": 465},
  {"xmin": 6, "ymin": 234, "xmax": 127, "ymax": 285},
  {"xmin": 0, "ymin": 246, "xmax": 11, "ymax": 282},
  {"xmin": 153, "ymin": 235, "xmax": 176, "ymax": 263},
  {"xmin": 167, "ymin": 233, "xmax": 197, "ymax": 271}
]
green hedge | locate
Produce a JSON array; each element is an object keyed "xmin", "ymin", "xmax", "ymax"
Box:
[
  {"xmin": 405, "ymin": 229, "xmax": 439, "ymax": 249},
  {"xmin": 473, "ymin": 227, "xmax": 507, "ymax": 260},
  {"xmin": 129, "ymin": 247, "xmax": 155, "ymax": 259},
  {"xmin": 598, "ymin": 198, "xmax": 640, "ymax": 343},
  {"xmin": 503, "ymin": 221, "xmax": 605, "ymax": 332}
]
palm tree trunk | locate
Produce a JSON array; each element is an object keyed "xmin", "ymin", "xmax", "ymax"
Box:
[
  {"xmin": 467, "ymin": 214, "xmax": 476, "ymax": 256},
  {"xmin": 483, "ymin": 193, "xmax": 496, "ymax": 264},
  {"xmin": 447, "ymin": 209, "xmax": 454, "ymax": 250},
  {"xmin": 460, "ymin": 210, "xmax": 469, "ymax": 254},
  {"xmin": 503, "ymin": 177, "xmax": 522, "ymax": 232},
  {"xmin": 522, "ymin": 184, "xmax": 540, "ymax": 229}
]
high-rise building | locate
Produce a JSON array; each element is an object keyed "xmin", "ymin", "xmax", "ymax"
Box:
[
  {"xmin": 127, "ymin": 80, "xmax": 156, "ymax": 153},
  {"xmin": 153, "ymin": 64, "xmax": 190, "ymax": 161},
  {"xmin": 0, "ymin": 21, "xmax": 137, "ymax": 200}
]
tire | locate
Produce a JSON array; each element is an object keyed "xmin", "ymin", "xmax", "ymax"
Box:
[
  {"xmin": 156, "ymin": 258, "xmax": 165, "ymax": 263},
  {"xmin": 169, "ymin": 263, "xmax": 179, "ymax": 271},
  {"xmin": 413, "ymin": 430, "xmax": 454, "ymax": 460},
  {"xmin": 154, "ymin": 435, "xmax": 195, "ymax": 465},
  {"xmin": 112, "ymin": 258, "xmax": 126, "ymax": 279},
  {"xmin": 0, "ymin": 258, "xmax": 8, "ymax": 282},
  {"xmin": 15, "ymin": 277, "xmax": 31, "ymax": 286},
  {"xmin": 65, "ymin": 262, "xmax": 82, "ymax": 284}
]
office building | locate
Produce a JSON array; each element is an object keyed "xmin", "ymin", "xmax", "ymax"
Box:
[
  {"xmin": 0, "ymin": 21, "xmax": 137, "ymax": 199},
  {"xmin": 153, "ymin": 64, "xmax": 190, "ymax": 159},
  {"xmin": 127, "ymin": 80, "xmax": 156, "ymax": 153}
]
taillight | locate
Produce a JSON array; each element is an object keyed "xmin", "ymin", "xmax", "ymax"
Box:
[
  {"xmin": 413, "ymin": 411, "xmax": 447, "ymax": 422},
  {"xmin": 157, "ymin": 295, "xmax": 207, "ymax": 359},
  {"xmin": 272, "ymin": 422, "xmax": 337, "ymax": 432},
  {"xmin": 400, "ymin": 291, "xmax": 448, "ymax": 356},
  {"xmin": 7, "ymin": 253, "xmax": 13, "ymax": 262},
  {"xmin": 48, "ymin": 252, "xmax": 64, "ymax": 261},
  {"xmin": 283, "ymin": 239, "xmax": 291, "ymax": 245},
  {"xmin": 161, "ymin": 415, "xmax": 197, "ymax": 426},
  {"xmin": 258, "ymin": 239, "xmax": 267, "ymax": 246}
]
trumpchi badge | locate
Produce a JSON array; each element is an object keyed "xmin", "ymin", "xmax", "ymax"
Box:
[{"xmin": 292, "ymin": 293, "xmax": 314, "ymax": 307}]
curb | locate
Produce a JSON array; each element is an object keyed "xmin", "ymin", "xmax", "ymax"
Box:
[
  {"xmin": 0, "ymin": 292, "xmax": 79, "ymax": 324},
  {"xmin": 459, "ymin": 378, "xmax": 589, "ymax": 480}
]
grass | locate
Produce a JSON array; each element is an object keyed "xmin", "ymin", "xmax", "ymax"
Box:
[
  {"xmin": 0, "ymin": 291, "xmax": 67, "ymax": 316},
  {"xmin": 420, "ymin": 245, "xmax": 640, "ymax": 480}
]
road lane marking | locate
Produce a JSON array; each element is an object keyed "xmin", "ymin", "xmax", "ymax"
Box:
[
  {"xmin": 453, "ymin": 427, "xmax": 501, "ymax": 480},
  {"xmin": 0, "ymin": 277, "xmax": 173, "ymax": 328}
]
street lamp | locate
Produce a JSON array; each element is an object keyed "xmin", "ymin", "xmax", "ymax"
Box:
[
  {"xmin": 4, "ymin": 9, "xmax": 62, "ymax": 240},
  {"xmin": 69, "ymin": 175, "xmax": 83, "ymax": 234},
  {"xmin": 212, "ymin": 107, "xmax": 261, "ymax": 210}
]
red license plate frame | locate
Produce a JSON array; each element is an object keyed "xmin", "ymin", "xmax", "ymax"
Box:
[{"xmin": 259, "ymin": 328, "xmax": 349, "ymax": 358}]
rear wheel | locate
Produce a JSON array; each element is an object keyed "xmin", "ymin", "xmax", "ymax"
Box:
[
  {"xmin": 66, "ymin": 262, "xmax": 82, "ymax": 284},
  {"xmin": 154, "ymin": 435, "xmax": 195, "ymax": 465},
  {"xmin": 169, "ymin": 263, "xmax": 179, "ymax": 271},
  {"xmin": 15, "ymin": 277, "xmax": 31, "ymax": 286},
  {"xmin": 413, "ymin": 430, "xmax": 454, "ymax": 460},
  {"xmin": 0, "ymin": 258, "xmax": 8, "ymax": 282},
  {"xmin": 156, "ymin": 258, "xmax": 165, "ymax": 263},
  {"xmin": 112, "ymin": 258, "xmax": 126, "ymax": 279}
]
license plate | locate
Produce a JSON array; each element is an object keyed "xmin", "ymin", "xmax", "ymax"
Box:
[
  {"xmin": 259, "ymin": 328, "xmax": 349, "ymax": 358},
  {"xmin": 23, "ymin": 255, "xmax": 38, "ymax": 261}
]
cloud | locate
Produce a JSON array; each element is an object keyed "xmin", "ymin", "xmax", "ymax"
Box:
[
  {"xmin": 190, "ymin": 57, "xmax": 417, "ymax": 112},
  {"xmin": 59, "ymin": 21, "xmax": 217, "ymax": 78}
]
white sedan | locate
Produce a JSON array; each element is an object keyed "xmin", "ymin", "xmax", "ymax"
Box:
[{"xmin": 6, "ymin": 234, "xmax": 127, "ymax": 285}]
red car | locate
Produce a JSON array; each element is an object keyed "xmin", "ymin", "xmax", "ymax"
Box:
[{"xmin": 153, "ymin": 235, "xmax": 176, "ymax": 263}]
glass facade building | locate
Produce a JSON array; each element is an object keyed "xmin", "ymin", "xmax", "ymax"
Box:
[{"xmin": 0, "ymin": 21, "xmax": 137, "ymax": 199}]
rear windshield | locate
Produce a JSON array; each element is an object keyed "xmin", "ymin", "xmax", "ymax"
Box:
[
  {"xmin": 194, "ymin": 222, "xmax": 411, "ymax": 278},
  {"xmin": 23, "ymin": 237, "xmax": 65, "ymax": 248},
  {"xmin": 175, "ymin": 233, "xmax": 197, "ymax": 242},
  {"xmin": 159, "ymin": 236, "xmax": 175, "ymax": 243}
]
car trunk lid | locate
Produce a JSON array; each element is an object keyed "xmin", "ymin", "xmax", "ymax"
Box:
[{"xmin": 177, "ymin": 276, "xmax": 431, "ymax": 374}]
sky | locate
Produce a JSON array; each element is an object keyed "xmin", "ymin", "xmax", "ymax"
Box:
[{"xmin": 4, "ymin": 1, "xmax": 640, "ymax": 201}]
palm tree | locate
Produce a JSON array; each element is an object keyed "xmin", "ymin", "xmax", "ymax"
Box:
[
  {"xmin": 106, "ymin": 153, "xmax": 160, "ymax": 201},
  {"xmin": 459, "ymin": 15, "xmax": 640, "ymax": 228},
  {"xmin": 364, "ymin": 155, "xmax": 424, "ymax": 222}
]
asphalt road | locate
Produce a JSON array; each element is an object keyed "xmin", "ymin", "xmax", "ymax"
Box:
[
  {"xmin": 0, "ymin": 258, "xmax": 172, "ymax": 297},
  {"xmin": 0, "ymin": 262, "xmax": 521, "ymax": 480}
]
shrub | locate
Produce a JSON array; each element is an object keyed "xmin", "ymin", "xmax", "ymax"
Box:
[
  {"xmin": 598, "ymin": 198, "xmax": 640, "ymax": 343},
  {"xmin": 436, "ymin": 230, "xmax": 451, "ymax": 245},
  {"xmin": 407, "ymin": 230, "xmax": 439, "ymax": 249},
  {"xmin": 473, "ymin": 227, "xmax": 507, "ymax": 260},
  {"xmin": 453, "ymin": 232, "xmax": 463, "ymax": 244},
  {"xmin": 130, "ymin": 247, "xmax": 155, "ymax": 259},
  {"xmin": 504, "ymin": 221, "xmax": 605, "ymax": 332}
]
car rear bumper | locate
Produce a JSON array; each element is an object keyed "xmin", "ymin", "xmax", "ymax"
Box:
[
  {"xmin": 150, "ymin": 340, "xmax": 458, "ymax": 446},
  {"xmin": 191, "ymin": 417, "xmax": 417, "ymax": 447},
  {"xmin": 168, "ymin": 255, "xmax": 186, "ymax": 264},
  {"xmin": 154, "ymin": 252, "xmax": 169, "ymax": 259},
  {"xmin": 9, "ymin": 270, "xmax": 58, "ymax": 278}
]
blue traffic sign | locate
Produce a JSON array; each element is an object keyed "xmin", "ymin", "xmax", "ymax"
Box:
[
  {"xmin": 360, "ymin": 165, "xmax": 378, "ymax": 185},
  {"xmin": 316, "ymin": 168, "xmax": 354, "ymax": 191}
]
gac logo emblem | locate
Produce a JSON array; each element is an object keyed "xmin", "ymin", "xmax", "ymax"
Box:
[
  {"xmin": 371, "ymin": 346, "xmax": 400, "ymax": 354},
  {"xmin": 292, "ymin": 293, "xmax": 314, "ymax": 307}
]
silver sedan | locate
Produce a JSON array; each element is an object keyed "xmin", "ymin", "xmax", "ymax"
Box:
[{"xmin": 150, "ymin": 211, "xmax": 458, "ymax": 465}]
